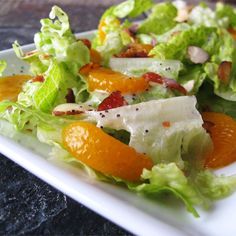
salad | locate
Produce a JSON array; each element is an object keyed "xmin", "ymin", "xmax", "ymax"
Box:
[{"xmin": 1, "ymin": 0, "xmax": 236, "ymax": 217}]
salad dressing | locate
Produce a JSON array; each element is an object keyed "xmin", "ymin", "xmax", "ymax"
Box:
[{"xmin": 0, "ymin": 75, "xmax": 31, "ymax": 101}]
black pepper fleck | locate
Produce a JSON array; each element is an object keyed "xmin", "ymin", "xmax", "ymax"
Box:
[
  {"xmin": 116, "ymin": 114, "xmax": 120, "ymax": 117},
  {"xmin": 136, "ymin": 108, "xmax": 139, "ymax": 111},
  {"xmin": 101, "ymin": 114, "xmax": 105, "ymax": 118},
  {"xmin": 145, "ymin": 129, "xmax": 149, "ymax": 133}
]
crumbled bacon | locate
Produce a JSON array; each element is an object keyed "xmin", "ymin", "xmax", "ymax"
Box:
[
  {"xmin": 218, "ymin": 61, "xmax": 232, "ymax": 85},
  {"xmin": 65, "ymin": 88, "xmax": 75, "ymax": 103},
  {"xmin": 116, "ymin": 43, "xmax": 153, "ymax": 58},
  {"xmin": 162, "ymin": 121, "xmax": 171, "ymax": 128},
  {"xmin": 78, "ymin": 38, "xmax": 91, "ymax": 49},
  {"xmin": 143, "ymin": 72, "xmax": 187, "ymax": 95},
  {"xmin": 32, "ymin": 75, "xmax": 44, "ymax": 83},
  {"xmin": 97, "ymin": 91, "xmax": 128, "ymax": 111}
]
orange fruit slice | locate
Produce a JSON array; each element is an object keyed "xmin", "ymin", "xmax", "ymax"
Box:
[
  {"xmin": 0, "ymin": 75, "xmax": 31, "ymax": 101},
  {"xmin": 90, "ymin": 49, "xmax": 102, "ymax": 64},
  {"xmin": 86, "ymin": 67, "xmax": 149, "ymax": 94},
  {"xmin": 202, "ymin": 112, "xmax": 236, "ymax": 168},
  {"xmin": 62, "ymin": 122, "xmax": 153, "ymax": 181}
]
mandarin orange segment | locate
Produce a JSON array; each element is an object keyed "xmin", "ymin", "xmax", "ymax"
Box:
[
  {"xmin": 87, "ymin": 67, "xmax": 149, "ymax": 94},
  {"xmin": 0, "ymin": 75, "xmax": 32, "ymax": 101},
  {"xmin": 62, "ymin": 122, "xmax": 153, "ymax": 181},
  {"xmin": 202, "ymin": 112, "xmax": 236, "ymax": 168},
  {"xmin": 90, "ymin": 49, "xmax": 102, "ymax": 64}
]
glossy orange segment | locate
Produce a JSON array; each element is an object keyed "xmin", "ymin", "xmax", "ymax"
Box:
[
  {"xmin": 62, "ymin": 122, "xmax": 153, "ymax": 181},
  {"xmin": 202, "ymin": 112, "xmax": 236, "ymax": 168},
  {"xmin": 0, "ymin": 75, "xmax": 31, "ymax": 101},
  {"xmin": 90, "ymin": 49, "xmax": 102, "ymax": 64},
  {"xmin": 86, "ymin": 67, "xmax": 149, "ymax": 94}
]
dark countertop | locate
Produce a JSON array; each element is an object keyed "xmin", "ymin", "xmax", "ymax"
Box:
[{"xmin": 0, "ymin": 0, "xmax": 234, "ymax": 235}]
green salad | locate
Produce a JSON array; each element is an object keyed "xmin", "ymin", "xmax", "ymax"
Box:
[{"xmin": 1, "ymin": 0, "xmax": 236, "ymax": 217}]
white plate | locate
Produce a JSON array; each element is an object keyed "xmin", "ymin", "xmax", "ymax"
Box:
[{"xmin": 1, "ymin": 30, "xmax": 236, "ymax": 236}]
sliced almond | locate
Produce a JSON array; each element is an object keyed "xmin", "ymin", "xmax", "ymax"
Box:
[
  {"xmin": 218, "ymin": 61, "xmax": 232, "ymax": 84},
  {"xmin": 52, "ymin": 103, "xmax": 91, "ymax": 116},
  {"xmin": 188, "ymin": 46, "xmax": 209, "ymax": 64},
  {"xmin": 175, "ymin": 8, "xmax": 189, "ymax": 22}
]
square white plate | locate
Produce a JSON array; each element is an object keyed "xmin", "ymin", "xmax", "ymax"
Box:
[{"xmin": 1, "ymin": 30, "xmax": 236, "ymax": 236}]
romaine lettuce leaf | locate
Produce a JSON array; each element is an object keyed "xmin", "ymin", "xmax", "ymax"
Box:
[
  {"xmin": 132, "ymin": 84, "xmax": 175, "ymax": 103},
  {"xmin": 216, "ymin": 2, "xmax": 236, "ymax": 28},
  {"xmin": 13, "ymin": 6, "xmax": 90, "ymax": 76},
  {"xmin": 113, "ymin": 0, "xmax": 153, "ymax": 18},
  {"xmin": 150, "ymin": 26, "xmax": 215, "ymax": 60},
  {"xmin": 138, "ymin": 2, "xmax": 177, "ymax": 35},
  {"xmin": 33, "ymin": 61, "xmax": 64, "ymax": 112},
  {"xmin": 130, "ymin": 163, "xmax": 201, "ymax": 217},
  {"xmin": 179, "ymin": 65, "xmax": 206, "ymax": 94},
  {"xmin": 195, "ymin": 170, "xmax": 236, "ymax": 200},
  {"xmin": 93, "ymin": 0, "xmax": 153, "ymax": 62},
  {"xmin": 109, "ymin": 58, "xmax": 183, "ymax": 79},
  {"xmin": 189, "ymin": 5, "xmax": 228, "ymax": 28}
]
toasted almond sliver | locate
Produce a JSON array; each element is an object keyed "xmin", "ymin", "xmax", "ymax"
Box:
[
  {"xmin": 188, "ymin": 46, "xmax": 209, "ymax": 64},
  {"xmin": 218, "ymin": 61, "xmax": 232, "ymax": 84}
]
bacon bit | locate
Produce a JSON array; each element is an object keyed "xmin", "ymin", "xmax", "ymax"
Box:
[
  {"xmin": 143, "ymin": 72, "xmax": 187, "ymax": 95},
  {"xmin": 32, "ymin": 75, "xmax": 44, "ymax": 83},
  {"xmin": 97, "ymin": 91, "xmax": 128, "ymax": 111},
  {"xmin": 53, "ymin": 110, "xmax": 84, "ymax": 116},
  {"xmin": 65, "ymin": 88, "xmax": 75, "ymax": 103},
  {"xmin": 218, "ymin": 61, "xmax": 232, "ymax": 85},
  {"xmin": 202, "ymin": 120, "xmax": 215, "ymax": 134},
  {"xmin": 228, "ymin": 28, "xmax": 236, "ymax": 40},
  {"xmin": 162, "ymin": 121, "xmax": 171, "ymax": 128},
  {"xmin": 79, "ymin": 62, "xmax": 100, "ymax": 76},
  {"xmin": 116, "ymin": 43, "xmax": 153, "ymax": 58},
  {"xmin": 143, "ymin": 72, "xmax": 164, "ymax": 84},
  {"xmin": 78, "ymin": 38, "xmax": 91, "ymax": 49}
]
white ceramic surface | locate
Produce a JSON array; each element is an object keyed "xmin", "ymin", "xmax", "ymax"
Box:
[{"xmin": 1, "ymin": 30, "xmax": 236, "ymax": 236}]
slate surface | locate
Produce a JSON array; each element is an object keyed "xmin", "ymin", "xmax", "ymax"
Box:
[{"xmin": 0, "ymin": 0, "xmax": 234, "ymax": 235}]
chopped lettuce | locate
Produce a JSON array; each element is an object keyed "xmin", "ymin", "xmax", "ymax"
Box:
[
  {"xmin": 189, "ymin": 5, "xmax": 228, "ymax": 28},
  {"xmin": 13, "ymin": 6, "xmax": 90, "ymax": 76},
  {"xmin": 131, "ymin": 163, "xmax": 201, "ymax": 217},
  {"xmin": 113, "ymin": 0, "xmax": 153, "ymax": 18},
  {"xmin": 132, "ymin": 84, "xmax": 175, "ymax": 103},
  {"xmin": 179, "ymin": 65, "xmax": 206, "ymax": 94},
  {"xmin": 109, "ymin": 58, "xmax": 183, "ymax": 79},
  {"xmin": 150, "ymin": 26, "xmax": 215, "ymax": 60},
  {"xmin": 216, "ymin": 2, "xmax": 236, "ymax": 28},
  {"xmin": 138, "ymin": 2, "xmax": 177, "ymax": 35},
  {"xmin": 93, "ymin": 0, "xmax": 153, "ymax": 62}
]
